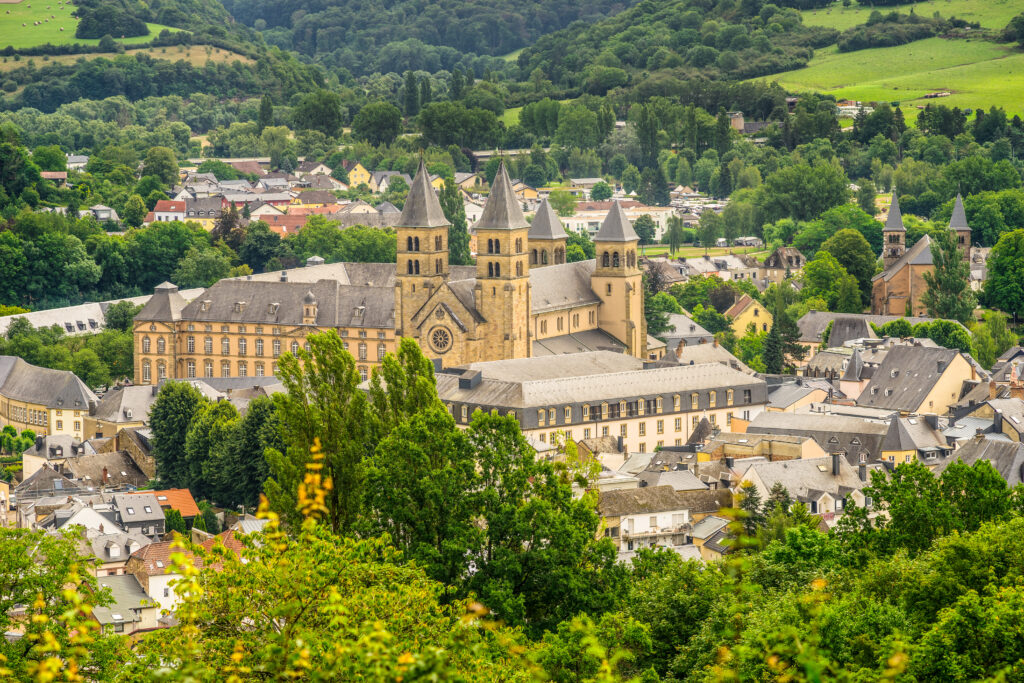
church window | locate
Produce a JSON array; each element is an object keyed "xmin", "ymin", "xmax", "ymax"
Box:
[
  {"xmin": 601, "ymin": 252, "xmax": 609, "ymax": 267},
  {"xmin": 487, "ymin": 239, "xmax": 493, "ymax": 254},
  {"xmin": 488, "ymin": 262, "xmax": 494, "ymax": 277},
  {"xmin": 494, "ymin": 240, "xmax": 501, "ymax": 254},
  {"xmin": 515, "ymin": 238, "xmax": 522, "ymax": 252},
  {"xmin": 414, "ymin": 260, "xmax": 420, "ymax": 275},
  {"xmin": 516, "ymin": 261, "xmax": 523, "ymax": 276},
  {"xmin": 406, "ymin": 236, "xmax": 414, "ymax": 251},
  {"xmin": 435, "ymin": 235, "xmax": 443, "ymax": 250},
  {"xmin": 407, "ymin": 261, "xmax": 414, "ymax": 274},
  {"xmin": 556, "ymin": 247, "xmax": 565, "ymax": 264},
  {"xmin": 541, "ymin": 250, "xmax": 548, "ymax": 265},
  {"xmin": 436, "ymin": 259, "xmax": 443, "ymax": 274},
  {"xmin": 612, "ymin": 252, "xmax": 620, "ymax": 267},
  {"xmin": 531, "ymin": 249, "xmax": 538, "ymax": 265},
  {"xmin": 414, "ymin": 237, "xmax": 420, "ymax": 251},
  {"xmin": 494, "ymin": 262, "xmax": 501, "ymax": 277}
]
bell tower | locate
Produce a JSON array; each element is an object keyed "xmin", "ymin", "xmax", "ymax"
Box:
[
  {"xmin": 591, "ymin": 201, "xmax": 646, "ymax": 358},
  {"xmin": 528, "ymin": 198, "xmax": 568, "ymax": 267},
  {"xmin": 948, "ymin": 193, "xmax": 971, "ymax": 262},
  {"xmin": 395, "ymin": 159, "xmax": 450, "ymax": 338},
  {"xmin": 882, "ymin": 191, "xmax": 906, "ymax": 268},
  {"xmin": 473, "ymin": 162, "xmax": 531, "ymax": 360}
]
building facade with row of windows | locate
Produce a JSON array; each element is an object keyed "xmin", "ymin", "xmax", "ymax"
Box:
[
  {"xmin": 0, "ymin": 356, "xmax": 97, "ymax": 441},
  {"xmin": 433, "ymin": 351, "xmax": 768, "ymax": 453},
  {"xmin": 134, "ymin": 161, "xmax": 660, "ymax": 383}
]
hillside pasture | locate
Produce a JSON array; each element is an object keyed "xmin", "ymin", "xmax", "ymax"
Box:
[
  {"xmin": 801, "ymin": 0, "xmax": 1022, "ymax": 31},
  {"xmin": 0, "ymin": 44, "xmax": 252, "ymax": 72},
  {"xmin": 761, "ymin": 37, "xmax": 1024, "ymax": 116},
  {"xmin": 0, "ymin": 0, "xmax": 179, "ymax": 50}
]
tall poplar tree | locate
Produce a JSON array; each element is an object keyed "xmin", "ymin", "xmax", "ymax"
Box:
[{"xmin": 922, "ymin": 229, "xmax": 975, "ymax": 322}]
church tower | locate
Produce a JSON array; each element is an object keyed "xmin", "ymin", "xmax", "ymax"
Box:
[
  {"xmin": 473, "ymin": 162, "xmax": 531, "ymax": 360},
  {"xmin": 882, "ymin": 192, "xmax": 906, "ymax": 268},
  {"xmin": 948, "ymin": 193, "xmax": 971, "ymax": 262},
  {"xmin": 591, "ymin": 201, "xmax": 646, "ymax": 358},
  {"xmin": 528, "ymin": 198, "xmax": 568, "ymax": 267},
  {"xmin": 395, "ymin": 159, "xmax": 450, "ymax": 338}
]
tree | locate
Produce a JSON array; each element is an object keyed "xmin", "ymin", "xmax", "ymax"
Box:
[
  {"xmin": 165, "ymin": 508, "xmax": 187, "ymax": 535},
  {"xmin": 697, "ymin": 211, "xmax": 722, "ymax": 252},
  {"xmin": 239, "ymin": 221, "xmax": 282, "ymax": 273},
  {"xmin": 621, "ymin": 164, "xmax": 642, "ymax": 195},
  {"xmin": 633, "ymin": 214, "xmax": 657, "ymax": 245},
  {"xmin": 172, "ymin": 248, "xmax": 232, "ymax": 288},
  {"xmin": 184, "ymin": 400, "xmax": 240, "ymax": 500},
  {"xmin": 758, "ymin": 161, "xmax": 850, "ymax": 223},
  {"xmin": 765, "ymin": 482, "xmax": 793, "ymax": 515},
  {"xmin": 402, "ymin": 71, "xmax": 420, "ymax": 116},
  {"xmin": 762, "ymin": 323, "xmax": 784, "ymax": 374},
  {"xmin": 739, "ymin": 481, "xmax": 765, "ymax": 535},
  {"xmin": 548, "ymin": 189, "xmax": 577, "ymax": 217},
  {"xmin": 820, "ymin": 229, "xmax": 877, "ymax": 306},
  {"xmin": 122, "ymin": 194, "xmax": 147, "ymax": 228},
  {"xmin": 257, "ymin": 94, "xmax": 274, "ymax": 133},
  {"xmin": 264, "ymin": 331, "xmax": 374, "ymax": 534},
  {"xmin": 150, "ymin": 382, "xmax": 210, "ymax": 488},
  {"xmin": 639, "ymin": 166, "xmax": 670, "ymax": 206},
  {"xmin": 835, "ymin": 274, "xmax": 863, "ymax": 313},
  {"xmin": 922, "ymin": 229, "xmax": 976, "ymax": 322},
  {"xmin": 984, "ymin": 229, "xmax": 1024, "ymax": 318},
  {"xmin": 590, "ymin": 181, "xmax": 612, "ymax": 201},
  {"xmin": 293, "ymin": 89, "xmax": 344, "ymax": 137},
  {"xmin": 211, "ymin": 204, "xmax": 243, "ymax": 251},
  {"xmin": 353, "ymin": 101, "xmax": 403, "ymax": 146},
  {"xmin": 802, "ymin": 251, "xmax": 848, "ymax": 309},
  {"xmin": 971, "ymin": 311, "xmax": 1018, "ymax": 369},
  {"xmin": 142, "ymin": 147, "xmax": 179, "ymax": 187},
  {"xmin": 32, "ymin": 144, "xmax": 67, "ymax": 172},
  {"xmin": 856, "ymin": 181, "xmax": 877, "ymax": 216},
  {"xmin": 72, "ymin": 348, "xmax": 110, "ymax": 388},
  {"xmin": 665, "ymin": 216, "xmax": 685, "ymax": 254},
  {"xmin": 439, "ymin": 176, "xmax": 471, "ymax": 265},
  {"xmin": 646, "ymin": 291, "xmax": 682, "ymax": 337}
]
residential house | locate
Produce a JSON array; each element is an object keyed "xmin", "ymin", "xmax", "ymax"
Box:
[
  {"xmin": 14, "ymin": 467, "xmax": 87, "ymax": 509},
  {"xmin": 151, "ymin": 200, "xmax": 186, "ymax": 223},
  {"xmin": 343, "ymin": 161, "xmax": 372, "ymax": 188},
  {"xmin": 745, "ymin": 411, "xmax": 890, "ymax": 466},
  {"xmin": 435, "ymin": 351, "xmax": 768, "ymax": 452},
  {"xmin": 690, "ymin": 515, "xmax": 731, "ymax": 561},
  {"xmin": 303, "ymin": 174, "xmax": 346, "ymax": 191},
  {"xmin": 92, "ymin": 574, "xmax": 160, "ymax": 635},
  {"xmin": 966, "ymin": 398, "xmax": 1024, "ymax": 442},
  {"xmin": 228, "ymin": 160, "xmax": 265, "ymax": 177},
  {"xmin": 84, "ymin": 385, "xmax": 157, "ymax": 439},
  {"xmin": 933, "ymin": 434, "xmax": 1024, "ymax": 487},
  {"xmin": 369, "ymin": 171, "xmax": 413, "ymax": 193},
  {"xmin": 78, "ymin": 528, "xmax": 150, "ymax": 577},
  {"xmin": 296, "ymin": 160, "xmax": 331, "ymax": 176},
  {"xmin": 112, "ymin": 493, "xmax": 165, "ymax": 537},
  {"xmin": 260, "ymin": 214, "xmax": 311, "ymax": 237},
  {"xmin": 736, "ymin": 452, "xmax": 867, "ymax": 523},
  {"xmin": 0, "ymin": 356, "xmax": 97, "ymax": 440},
  {"xmin": 88, "ymin": 205, "xmax": 119, "ymax": 222},
  {"xmin": 759, "ymin": 247, "xmax": 806, "ymax": 283},
  {"xmin": 698, "ymin": 431, "xmax": 827, "ymax": 462},
  {"xmin": 511, "ymin": 180, "xmax": 540, "ymax": 202},
  {"xmin": 660, "ymin": 312, "xmax": 715, "ymax": 348},
  {"xmin": 454, "ymin": 172, "xmax": 483, "ymax": 191},
  {"xmin": 66, "ymin": 154, "xmax": 89, "ymax": 170},
  {"xmin": 726, "ymin": 294, "xmax": 771, "ymax": 336},
  {"xmin": 796, "ymin": 311, "xmax": 949, "ymax": 363},
  {"xmin": 40, "ymin": 171, "xmax": 68, "ymax": 185},
  {"xmin": 857, "ymin": 345, "xmax": 978, "ymax": 415},
  {"xmin": 766, "ymin": 380, "xmax": 832, "ymax": 412},
  {"xmin": 292, "ymin": 190, "xmax": 337, "ymax": 207},
  {"xmin": 125, "ymin": 488, "xmax": 199, "ymax": 524},
  {"xmin": 22, "ymin": 435, "xmax": 89, "ymax": 479},
  {"xmin": 127, "ymin": 541, "xmax": 186, "ymax": 613},
  {"xmin": 598, "ymin": 486, "xmax": 731, "ymax": 559},
  {"xmin": 183, "ymin": 197, "xmax": 224, "ymax": 231},
  {"xmin": 563, "ymin": 200, "xmax": 674, "ymax": 241},
  {"xmin": 877, "ymin": 414, "xmax": 950, "ymax": 466}
]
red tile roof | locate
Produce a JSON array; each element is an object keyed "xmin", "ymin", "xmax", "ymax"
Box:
[
  {"xmin": 260, "ymin": 214, "xmax": 310, "ymax": 236},
  {"xmin": 575, "ymin": 200, "xmax": 644, "ymax": 211},
  {"xmin": 725, "ymin": 294, "xmax": 755, "ymax": 319},
  {"xmin": 41, "ymin": 171, "xmax": 68, "ymax": 180},
  {"xmin": 153, "ymin": 200, "xmax": 186, "ymax": 213},
  {"xmin": 126, "ymin": 488, "xmax": 200, "ymax": 518}
]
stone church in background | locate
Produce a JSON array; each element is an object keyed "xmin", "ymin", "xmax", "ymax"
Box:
[
  {"xmin": 871, "ymin": 192, "xmax": 971, "ymax": 316},
  {"xmin": 133, "ymin": 160, "xmax": 657, "ymax": 384}
]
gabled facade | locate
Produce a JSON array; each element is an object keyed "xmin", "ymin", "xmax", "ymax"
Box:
[{"xmin": 726, "ymin": 294, "xmax": 772, "ymax": 336}]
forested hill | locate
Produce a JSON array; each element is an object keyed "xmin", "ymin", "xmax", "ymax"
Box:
[
  {"xmin": 220, "ymin": 0, "xmax": 637, "ymax": 76},
  {"xmin": 518, "ymin": 0, "xmax": 839, "ymax": 94}
]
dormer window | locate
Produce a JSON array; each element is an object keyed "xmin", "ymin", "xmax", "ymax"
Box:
[
  {"xmin": 126, "ymin": 507, "xmax": 135, "ymax": 515},
  {"xmin": 200, "ymin": 300, "xmax": 211, "ymax": 312}
]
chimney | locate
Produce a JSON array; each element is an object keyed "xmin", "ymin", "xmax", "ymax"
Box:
[
  {"xmin": 617, "ymin": 435, "xmax": 624, "ymax": 452},
  {"xmin": 858, "ymin": 462, "xmax": 867, "ymax": 482},
  {"xmin": 676, "ymin": 340, "xmax": 685, "ymax": 357},
  {"xmin": 724, "ymin": 456, "xmax": 735, "ymax": 469},
  {"xmin": 280, "ymin": 270, "xmax": 288, "ymax": 282},
  {"xmin": 976, "ymin": 428, "xmax": 985, "ymax": 438},
  {"xmin": 88, "ymin": 399, "xmax": 97, "ymax": 416},
  {"xmin": 102, "ymin": 467, "xmax": 109, "ymax": 484},
  {"xmin": 990, "ymin": 380, "xmax": 999, "ymax": 399},
  {"xmin": 831, "ymin": 451, "xmax": 840, "ymax": 476},
  {"xmin": 713, "ymin": 337, "xmax": 718, "ymax": 348},
  {"xmin": 36, "ymin": 435, "xmax": 44, "ymax": 450},
  {"xmin": 924, "ymin": 414, "xmax": 938, "ymax": 430}
]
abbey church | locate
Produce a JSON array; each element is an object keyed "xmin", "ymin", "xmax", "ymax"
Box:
[{"xmin": 133, "ymin": 160, "xmax": 658, "ymax": 384}]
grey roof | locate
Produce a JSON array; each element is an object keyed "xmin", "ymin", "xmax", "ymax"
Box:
[
  {"xmin": 881, "ymin": 415, "xmax": 917, "ymax": 451},
  {"xmin": 21, "ymin": 434, "xmax": 84, "ymax": 459},
  {"xmin": 594, "ymin": 201, "xmax": 639, "ymax": 243},
  {"xmin": 92, "ymin": 574, "xmax": 151, "ymax": 625},
  {"xmin": 529, "ymin": 260, "xmax": 600, "ymax": 313},
  {"xmin": 768, "ymin": 383, "xmax": 821, "ymax": 409},
  {"xmin": 666, "ymin": 342, "xmax": 753, "ymax": 374},
  {"xmin": 462, "ymin": 350, "xmax": 641, "ymax": 382},
  {"xmin": 842, "ymin": 348, "xmax": 864, "ymax": 381},
  {"xmin": 599, "ymin": 485, "xmax": 730, "ymax": 518},
  {"xmin": 747, "ymin": 411, "xmax": 888, "ymax": 463},
  {"xmin": 474, "ymin": 163, "xmax": 529, "ymax": 231},
  {"xmin": 828, "ymin": 317, "xmax": 877, "ymax": 347},
  {"xmin": 396, "ymin": 159, "xmax": 449, "ymax": 229},
  {"xmin": 79, "ymin": 529, "xmax": 150, "ymax": 564},
  {"xmin": 178, "ymin": 278, "xmax": 393, "ymax": 329},
  {"xmin": 636, "ymin": 470, "xmax": 709, "ymax": 491},
  {"xmin": 884, "ymin": 192, "xmax": 905, "ymax": 232},
  {"xmin": 690, "ymin": 515, "xmax": 729, "ymax": 541},
  {"xmin": 875, "ymin": 234, "xmax": 934, "ymax": 282},
  {"xmin": 375, "ymin": 201, "xmax": 401, "ymax": 214},
  {"xmin": 528, "ymin": 199, "xmax": 568, "ymax": 240},
  {"xmin": 797, "ymin": 311, "xmax": 946, "ymax": 344},
  {"xmin": 943, "ymin": 416, "xmax": 995, "ymax": 441},
  {"xmin": 91, "ymin": 386, "xmax": 160, "ymax": 424},
  {"xmin": 0, "ymin": 356, "xmax": 96, "ymax": 410},
  {"xmin": 113, "ymin": 493, "xmax": 164, "ymax": 524},
  {"xmin": 15, "ymin": 466, "xmax": 86, "ymax": 500},
  {"xmin": 663, "ymin": 313, "xmax": 713, "ymax": 343},
  {"xmin": 741, "ymin": 457, "xmax": 864, "ymax": 502},
  {"xmin": 532, "ymin": 328, "xmax": 626, "ymax": 356},
  {"xmin": 135, "ymin": 282, "xmax": 189, "ymax": 322},
  {"xmin": 65, "ymin": 451, "xmax": 149, "ymax": 490},
  {"xmin": 857, "ymin": 345, "xmax": 962, "ymax": 412},
  {"xmin": 987, "ymin": 398, "xmax": 1024, "ymax": 430},
  {"xmin": 933, "ymin": 436, "xmax": 1024, "ymax": 486},
  {"xmin": 949, "ymin": 193, "xmax": 969, "ymax": 230}
]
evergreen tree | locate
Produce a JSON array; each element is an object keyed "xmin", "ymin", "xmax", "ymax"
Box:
[
  {"xmin": 150, "ymin": 382, "xmax": 210, "ymax": 488},
  {"xmin": 450, "ymin": 69, "xmax": 465, "ymax": 100},
  {"xmin": 739, "ymin": 482, "xmax": 765, "ymax": 535},
  {"xmin": 257, "ymin": 94, "xmax": 274, "ymax": 134},
  {"xmin": 419, "ymin": 77, "xmax": 432, "ymax": 108},
  {"xmin": 403, "ymin": 71, "xmax": 420, "ymax": 117},
  {"xmin": 922, "ymin": 229, "xmax": 976, "ymax": 322},
  {"xmin": 715, "ymin": 107, "xmax": 733, "ymax": 156},
  {"xmin": 439, "ymin": 176, "xmax": 471, "ymax": 265},
  {"xmin": 762, "ymin": 322, "xmax": 784, "ymax": 374},
  {"xmin": 765, "ymin": 482, "xmax": 792, "ymax": 514},
  {"xmin": 164, "ymin": 508, "xmax": 187, "ymax": 535}
]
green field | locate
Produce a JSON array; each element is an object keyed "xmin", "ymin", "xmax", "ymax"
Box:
[
  {"xmin": 801, "ymin": 0, "xmax": 1021, "ymax": 31},
  {"xmin": 501, "ymin": 106, "xmax": 522, "ymax": 127},
  {"xmin": 501, "ymin": 47, "xmax": 524, "ymax": 62},
  {"xmin": 0, "ymin": 0, "xmax": 179, "ymax": 50},
  {"xmin": 762, "ymin": 37, "xmax": 1024, "ymax": 115}
]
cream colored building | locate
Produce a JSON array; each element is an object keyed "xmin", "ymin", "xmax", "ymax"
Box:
[
  {"xmin": 434, "ymin": 351, "xmax": 768, "ymax": 453},
  {"xmin": 563, "ymin": 201, "xmax": 675, "ymax": 242},
  {"xmin": 135, "ymin": 162, "xmax": 654, "ymax": 382},
  {"xmin": 0, "ymin": 356, "xmax": 96, "ymax": 441}
]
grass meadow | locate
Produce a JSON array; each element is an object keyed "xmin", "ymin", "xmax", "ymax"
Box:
[
  {"xmin": 0, "ymin": 0, "xmax": 179, "ymax": 50},
  {"xmin": 801, "ymin": 0, "xmax": 1022, "ymax": 31}
]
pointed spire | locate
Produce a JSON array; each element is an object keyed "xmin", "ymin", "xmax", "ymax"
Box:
[
  {"xmin": 528, "ymin": 198, "xmax": 568, "ymax": 240},
  {"xmin": 949, "ymin": 193, "xmax": 969, "ymax": 229},
  {"xmin": 396, "ymin": 157, "xmax": 449, "ymax": 228},
  {"xmin": 474, "ymin": 162, "xmax": 529, "ymax": 230},
  {"xmin": 594, "ymin": 200, "xmax": 639, "ymax": 242},
  {"xmin": 884, "ymin": 192, "xmax": 905, "ymax": 232}
]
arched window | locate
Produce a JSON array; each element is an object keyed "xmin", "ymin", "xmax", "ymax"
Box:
[
  {"xmin": 414, "ymin": 260, "xmax": 420, "ymax": 275},
  {"xmin": 612, "ymin": 252, "xmax": 620, "ymax": 267},
  {"xmin": 435, "ymin": 235, "xmax": 443, "ymax": 250},
  {"xmin": 494, "ymin": 240, "xmax": 501, "ymax": 254},
  {"xmin": 157, "ymin": 337, "xmax": 166, "ymax": 354},
  {"xmin": 487, "ymin": 239, "xmax": 494, "ymax": 254},
  {"xmin": 378, "ymin": 343, "xmax": 386, "ymax": 360},
  {"xmin": 414, "ymin": 237, "xmax": 420, "ymax": 251},
  {"xmin": 204, "ymin": 360, "xmax": 213, "ymax": 378},
  {"xmin": 157, "ymin": 362, "xmax": 167, "ymax": 380},
  {"xmin": 221, "ymin": 361, "xmax": 231, "ymax": 377},
  {"xmin": 556, "ymin": 247, "xmax": 565, "ymax": 264},
  {"xmin": 142, "ymin": 360, "xmax": 151, "ymax": 383},
  {"xmin": 541, "ymin": 250, "xmax": 548, "ymax": 265},
  {"xmin": 407, "ymin": 261, "xmax": 414, "ymax": 274},
  {"xmin": 406, "ymin": 236, "xmax": 413, "ymax": 251},
  {"xmin": 494, "ymin": 262, "xmax": 501, "ymax": 277},
  {"xmin": 488, "ymin": 262, "xmax": 494, "ymax": 277},
  {"xmin": 187, "ymin": 336, "xmax": 195, "ymax": 353},
  {"xmin": 531, "ymin": 249, "xmax": 538, "ymax": 265},
  {"xmin": 222, "ymin": 338, "xmax": 230, "ymax": 355},
  {"xmin": 515, "ymin": 238, "xmax": 522, "ymax": 252},
  {"xmin": 436, "ymin": 259, "xmax": 443, "ymax": 273},
  {"xmin": 291, "ymin": 341, "xmax": 299, "ymax": 354},
  {"xmin": 358, "ymin": 343, "xmax": 367, "ymax": 360},
  {"xmin": 142, "ymin": 337, "xmax": 151, "ymax": 353},
  {"xmin": 602, "ymin": 252, "xmax": 610, "ymax": 267},
  {"xmin": 515, "ymin": 261, "xmax": 523, "ymax": 276}
]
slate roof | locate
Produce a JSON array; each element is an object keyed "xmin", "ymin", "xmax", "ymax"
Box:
[
  {"xmin": 135, "ymin": 282, "xmax": 189, "ymax": 322},
  {"xmin": 741, "ymin": 457, "xmax": 864, "ymax": 502},
  {"xmin": 884, "ymin": 192, "xmax": 905, "ymax": 232},
  {"xmin": 528, "ymin": 199, "xmax": 568, "ymax": 240},
  {"xmin": 599, "ymin": 485, "xmax": 730, "ymax": 518},
  {"xmin": 768, "ymin": 383, "xmax": 826, "ymax": 409},
  {"xmin": 295, "ymin": 190, "xmax": 336, "ymax": 204},
  {"xmin": 987, "ymin": 398, "xmax": 1024, "ymax": 431},
  {"xmin": 636, "ymin": 470, "xmax": 709, "ymax": 491},
  {"xmin": 949, "ymin": 193, "xmax": 969, "ymax": 229},
  {"xmin": 64, "ymin": 451, "xmax": 149, "ymax": 489},
  {"xmin": 797, "ymin": 312, "xmax": 945, "ymax": 344},
  {"xmin": 375, "ymin": 201, "xmax": 401, "ymax": 214},
  {"xmin": 690, "ymin": 515, "xmax": 729, "ymax": 541},
  {"xmin": 126, "ymin": 488, "xmax": 200, "ymax": 518},
  {"xmin": 474, "ymin": 163, "xmax": 529, "ymax": 231},
  {"xmin": 93, "ymin": 574, "xmax": 151, "ymax": 626},
  {"xmin": 91, "ymin": 386, "xmax": 159, "ymax": 424},
  {"xmin": 747, "ymin": 411, "xmax": 889, "ymax": 463},
  {"xmin": 529, "ymin": 260, "xmax": 600, "ymax": 313},
  {"xmin": 113, "ymin": 493, "xmax": 165, "ymax": 524},
  {"xmin": 0, "ymin": 356, "xmax": 96, "ymax": 410},
  {"xmin": 873, "ymin": 235, "xmax": 934, "ymax": 282},
  {"xmin": 857, "ymin": 345, "xmax": 962, "ymax": 412},
  {"xmin": 15, "ymin": 466, "xmax": 86, "ymax": 500},
  {"xmin": 531, "ymin": 329, "xmax": 626, "ymax": 356},
  {"xmin": 593, "ymin": 201, "xmax": 639, "ymax": 242},
  {"xmin": 396, "ymin": 159, "xmax": 449, "ymax": 228},
  {"xmin": 79, "ymin": 529, "xmax": 150, "ymax": 564},
  {"xmin": 828, "ymin": 316, "xmax": 877, "ymax": 347},
  {"xmin": 933, "ymin": 436, "xmax": 1024, "ymax": 486}
]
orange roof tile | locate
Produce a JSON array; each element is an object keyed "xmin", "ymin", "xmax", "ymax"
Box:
[
  {"xmin": 126, "ymin": 488, "xmax": 200, "ymax": 518},
  {"xmin": 725, "ymin": 294, "xmax": 754, "ymax": 319}
]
